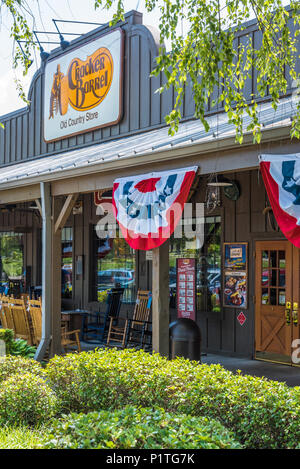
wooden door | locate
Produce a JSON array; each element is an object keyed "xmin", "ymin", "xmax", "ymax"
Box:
[
  {"xmin": 255, "ymin": 241, "xmax": 293, "ymax": 364},
  {"xmin": 291, "ymin": 245, "xmax": 300, "ymax": 366}
]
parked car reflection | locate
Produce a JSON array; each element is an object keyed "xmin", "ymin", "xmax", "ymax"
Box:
[{"xmin": 97, "ymin": 269, "xmax": 135, "ymax": 290}]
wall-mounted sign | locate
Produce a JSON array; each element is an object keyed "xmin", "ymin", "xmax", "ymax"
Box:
[
  {"xmin": 94, "ymin": 190, "xmax": 112, "ymax": 206},
  {"xmin": 176, "ymin": 258, "xmax": 196, "ymax": 321},
  {"xmin": 43, "ymin": 28, "xmax": 124, "ymax": 142},
  {"xmin": 223, "ymin": 242, "xmax": 248, "ymax": 309},
  {"xmin": 237, "ymin": 311, "xmax": 246, "ymax": 326}
]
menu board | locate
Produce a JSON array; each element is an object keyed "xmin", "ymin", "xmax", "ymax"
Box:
[
  {"xmin": 176, "ymin": 258, "xmax": 196, "ymax": 321},
  {"xmin": 223, "ymin": 243, "xmax": 248, "ymax": 309}
]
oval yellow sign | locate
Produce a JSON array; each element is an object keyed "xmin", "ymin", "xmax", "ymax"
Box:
[
  {"xmin": 67, "ymin": 47, "xmax": 114, "ymax": 111},
  {"xmin": 49, "ymin": 47, "xmax": 114, "ymax": 119}
]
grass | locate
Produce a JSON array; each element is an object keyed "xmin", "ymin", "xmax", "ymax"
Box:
[{"xmin": 0, "ymin": 426, "xmax": 46, "ymax": 449}]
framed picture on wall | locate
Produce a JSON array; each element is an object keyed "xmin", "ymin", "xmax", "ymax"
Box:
[{"xmin": 223, "ymin": 242, "xmax": 248, "ymax": 309}]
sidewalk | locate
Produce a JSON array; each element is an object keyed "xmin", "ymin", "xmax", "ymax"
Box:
[{"xmin": 202, "ymin": 353, "xmax": 300, "ymax": 387}]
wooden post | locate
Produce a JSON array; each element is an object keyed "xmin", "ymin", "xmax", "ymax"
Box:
[
  {"xmin": 152, "ymin": 240, "xmax": 170, "ymax": 356},
  {"xmin": 51, "ymin": 197, "xmax": 62, "ymax": 356},
  {"xmin": 35, "ymin": 183, "xmax": 52, "ymax": 361}
]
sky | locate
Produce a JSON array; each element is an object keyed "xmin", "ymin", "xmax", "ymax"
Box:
[
  {"xmin": 0, "ymin": 0, "xmax": 161, "ymax": 115},
  {"xmin": 0, "ymin": 0, "xmax": 291, "ymax": 115}
]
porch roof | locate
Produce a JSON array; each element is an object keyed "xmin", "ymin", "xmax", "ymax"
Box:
[{"xmin": 0, "ymin": 95, "xmax": 296, "ymax": 188}]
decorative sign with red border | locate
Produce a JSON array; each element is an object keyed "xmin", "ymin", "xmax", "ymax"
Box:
[
  {"xmin": 94, "ymin": 190, "xmax": 112, "ymax": 206},
  {"xmin": 176, "ymin": 258, "xmax": 196, "ymax": 321},
  {"xmin": 237, "ymin": 311, "xmax": 246, "ymax": 326}
]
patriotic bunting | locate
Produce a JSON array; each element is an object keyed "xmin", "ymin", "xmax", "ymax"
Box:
[
  {"xmin": 259, "ymin": 153, "xmax": 300, "ymax": 248},
  {"xmin": 112, "ymin": 166, "xmax": 198, "ymax": 250}
]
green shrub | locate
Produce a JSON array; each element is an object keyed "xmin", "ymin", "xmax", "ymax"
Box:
[
  {"xmin": 173, "ymin": 363, "xmax": 300, "ymax": 450},
  {"xmin": 45, "ymin": 348, "xmax": 300, "ymax": 449},
  {"xmin": 0, "ymin": 329, "xmax": 14, "ymax": 354},
  {"xmin": 9, "ymin": 339, "xmax": 36, "ymax": 358},
  {"xmin": 43, "ymin": 406, "xmax": 241, "ymax": 449},
  {"xmin": 46, "ymin": 348, "xmax": 174, "ymax": 414},
  {"xmin": 0, "ymin": 355, "xmax": 45, "ymax": 383},
  {"xmin": 0, "ymin": 329, "xmax": 36, "ymax": 358},
  {"xmin": 0, "ymin": 372, "xmax": 58, "ymax": 426}
]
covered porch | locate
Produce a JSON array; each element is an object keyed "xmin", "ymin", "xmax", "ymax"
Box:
[{"xmin": 0, "ymin": 104, "xmax": 299, "ymax": 362}]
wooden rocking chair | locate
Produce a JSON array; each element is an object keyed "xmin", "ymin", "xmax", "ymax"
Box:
[
  {"xmin": 84, "ymin": 287, "xmax": 124, "ymax": 342},
  {"xmin": 28, "ymin": 298, "xmax": 81, "ymax": 353},
  {"xmin": 27, "ymin": 298, "xmax": 43, "ymax": 346},
  {"xmin": 9, "ymin": 298, "xmax": 33, "ymax": 345},
  {"xmin": 0, "ymin": 295, "xmax": 15, "ymax": 331},
  {"xmin": 106, "ymin": 290, "xmax": 152, "ymax": 349}
]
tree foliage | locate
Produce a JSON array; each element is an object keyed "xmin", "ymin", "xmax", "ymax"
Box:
[
  {"xmin": 1, "ymin": 0, "xmax": 300, "ymax": 142},
  {"xmin": 1, "ymin": 0, "xmax": 35, "ymax": 73},
  {"xmin": 95, "ymin": 0, "xmax": 300, "ymax": 142}
]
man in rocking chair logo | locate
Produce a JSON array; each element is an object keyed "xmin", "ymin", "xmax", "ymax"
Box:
[{"xmin": 49, "ymin": 64, "xmax": 64, "ymax": 119}]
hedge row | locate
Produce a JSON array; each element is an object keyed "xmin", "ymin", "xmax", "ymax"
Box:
[
  {"xmin": 43, "ymin": 406, "xmax": 241, "ymax": 449},
  {"xmin": 0, "ymin": 349, "xmax": 299, "ymax": 448}
]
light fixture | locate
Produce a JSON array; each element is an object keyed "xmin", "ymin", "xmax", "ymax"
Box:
[
  {"xmin": 34, "ymin": 33, "xmax": 50, "ymax": 62},
  {"xmin": 59, "ymin": 34, "xmax": 70, "ymax": 50},
  {"xmin": 206, "ymin": 185, "xmax": 221, "ymax": 213},
  {"xmin": 40, "ymin": 46, "xmax": 50, "ymax": 61},
  {"xmin": 207, "ymin": 175, "xmax": 233, "ymax": 187},
  {"xmin": 52, "ymin": 20, "xmax": 70, "ymax": 50}
]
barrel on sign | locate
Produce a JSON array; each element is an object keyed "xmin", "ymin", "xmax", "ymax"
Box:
[{"xmin": 169, "ymin": 318, "xmax": 201, "ymax": 361}]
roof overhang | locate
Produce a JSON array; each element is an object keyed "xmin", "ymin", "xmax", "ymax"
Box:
[{"xmin": 0, "ymin": 96, "xmax": 298, "ymax": 202}]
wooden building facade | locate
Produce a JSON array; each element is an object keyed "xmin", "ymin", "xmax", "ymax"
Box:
[{"xmin": 0, "ymin": 10, "xmax": 299, "ymax": 364}]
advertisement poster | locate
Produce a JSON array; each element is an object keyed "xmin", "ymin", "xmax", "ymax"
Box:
[
  {"xmin": 224, "ymin": 243, "xmax": 247, "ymax": 270},
  {"xmin": 224, "ymin": 271, "xmax": 247, "ymax": 308},
  {"xmin": 44, "ymin": 29, "xmax": 123, "ymax": 142},
  {"xmin": 176, "ymin": 258, "xmax": 196, "ymax": 321},
  {"xmin": 223, "ymin": 243, "xmax": 248, "ymax": 309}
]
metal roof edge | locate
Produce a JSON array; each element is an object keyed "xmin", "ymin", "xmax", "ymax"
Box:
[{"xmin": 0, "ymin": 123, "xmax": 292, "ymax": 193}]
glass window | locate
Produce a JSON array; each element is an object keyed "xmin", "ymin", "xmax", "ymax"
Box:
[
  {"xmin": 169, "ymin": 216, "xmax": 221, "ymax": 313},
  {"xmin": 91, "ymin": 226, "xmax": 136, "ymax": 304},
  {"xmin": 61, "ymin": 227, "xmax": 73, "ymax": 299},
  {"xmin": 260, "ymin": 249, "xmax": 286, "ymax": 306},
  {"xmin": 0, "ymin": 232, "xmax": 24, "ymax": 295}
]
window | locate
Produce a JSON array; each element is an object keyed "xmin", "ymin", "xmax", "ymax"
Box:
[
  {"xmin": 169, "ymin": 216, "xmax": 221, "ymax": 313},
  {"xmin": 0, "ymin": 232, "xmax": 24, "ymax": 295},
  {"xmin": 91, "ymin": 226, "xmax": 136, "ymax": 304},
  {"xmin": 61, "ymin": 227, "xmax": 73, "ymax": 299}
]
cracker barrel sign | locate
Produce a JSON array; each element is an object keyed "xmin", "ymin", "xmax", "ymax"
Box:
[{"xmin": 43, "ymin": 29, "xmax": 123, "ymax": 142}]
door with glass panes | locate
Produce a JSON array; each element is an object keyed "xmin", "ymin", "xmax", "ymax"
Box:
[{"xmin": 255, "ymin": 241, "xmax": 300, "ymax": 365}]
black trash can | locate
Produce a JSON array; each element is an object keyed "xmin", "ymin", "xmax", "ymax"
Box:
[{"xmin": 169, "ymin": 318, "xmax": 201, "ymax": 361}]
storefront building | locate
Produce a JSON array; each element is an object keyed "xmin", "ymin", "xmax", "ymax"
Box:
[{"xmin": 0, "ymin": 10, "xmax": 299, "ymax": 364}]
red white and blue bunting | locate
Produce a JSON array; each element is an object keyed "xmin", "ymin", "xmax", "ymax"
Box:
[
  {"xmin": 112, "ymin": 166, "xmax": 198, "ymax": 250},
  {"xmin": 259, "ymin": 153, "xmax": 300, "ymax": 248}
]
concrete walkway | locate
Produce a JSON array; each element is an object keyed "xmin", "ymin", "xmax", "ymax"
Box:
[{"xmin": 202, "ymin": 353, "xmax": 300, "ymax": 387}]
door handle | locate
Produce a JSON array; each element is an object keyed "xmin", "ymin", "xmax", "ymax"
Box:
[
  {"xmin": 292, "ymin": 302, "xmax": 298, "ymax": 326},
  {"xmin": 285, "ymin": 301, "xmax": 291, "ymax": 325}
]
